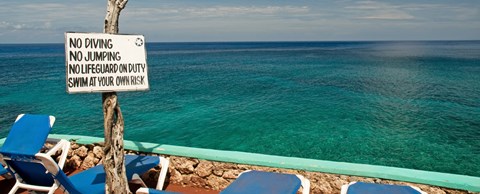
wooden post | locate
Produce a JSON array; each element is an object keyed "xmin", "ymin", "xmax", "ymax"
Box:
[{"xmin": 103, "ymin": 0, "xmax": 129, "ymax": 193}]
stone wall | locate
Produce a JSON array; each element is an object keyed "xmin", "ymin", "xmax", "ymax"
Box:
[{"xmin": 58, "ymin": 141, "xmax": 475, "ymax": 194}]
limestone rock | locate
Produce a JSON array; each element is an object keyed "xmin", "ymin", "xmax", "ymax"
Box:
[
  {"xmin": 316, "ymin": 181, "xmax": 334, "ymax": 194},
  {"xmin": 222, "ymin": 169, "xmax": 241, "ymax": 179},
  {"xmin": 191, "ymin": 176, "xmax": 207, "ymax": 188},
  {"xmin": 70, "ymin": 142, "xmax": 79, "ymax": 150},
  {"xmin": 206, "ymin": 174, "xmax": 230, "ymax": 190},
  {"xmin": 68, "ymin": 155, "xmax": 82, "ymax": 169},
  {"xmin": 212, "ymin": 169, "xmax": 224, "ymax": 176},
  {"xmin": 93, "ymin": 146, "xmax": 104, "ymax": 159},
  {"xmin": 67, "ymin": 148, "xmax": 74, "ymax": 157},
  {"xmin": 75, "ymin": 146, "xmax": 88, "ymax": 158},
  {"xmin": 329, "ymin": 179, "xmax": 344, "ymax": 193},
  {"xmin": 236, "ymin": 164, "xmax": 250, "ymax": 170},
  {"xmin": 169, "ymin": 168, "xmax": 184, "ymax": 184},
  {"xmin": 180, "ymin": 175, "xmax": 193, "ymax": 186},
  {"xmin": 172, "ymin": 157, "xmax": 197, "ymax": 174},
  {"xmin": 195, "ymin": 160, "xmax": 213, "ymax": 178},
  {"xmin": 80, "ymin": 152, "xmax": 96, "ymax": 170},
  {"xmin": 44, "ymin": 142, "xmax": 55, "ymax": 149},
  {"xmin": 213, "ymin": 162, "xmax": 238, "ymax": 170}
]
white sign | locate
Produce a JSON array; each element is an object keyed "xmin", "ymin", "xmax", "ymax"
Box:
[{"xmin": 65, "ymin": 32, "xmax": 149, "ymax": 93}]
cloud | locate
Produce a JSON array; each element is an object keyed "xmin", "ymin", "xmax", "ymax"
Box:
[
  {"xmin": 186, "ymin": 6, "xmax": 310, "ymax": 17},
  {"xmin": 407, "ymin": 3, "xmax": 480, "ymax": 21},
  {"xmin": 359, "ymin": 11, "xmax": 414, "ymax": 20},
  {"xmin": 125, "ymin": 5, "xmax": 310, "ymax": 19},
  {"xmin": 0, "ymin": 21, "xmax": 27, "ymax": 31},
  {"xmin": 0, "ymin": 2, "xmax": 104, "ymax": 23},
  {"xmin": 346, "ymin": 1, "xmax": 415, "ymax": 20},
  {"xmin": 0, "ymin": 20, "xmax": 56, "ymax": 32},
  {"xmin": 19, "ymin": 3, "xmax": 67, "ymax": 11},
  {"xmin": 0, "ymin": 2, "xmax": 105, "ymax": 36},
  {"xmin": 346, "ymin": 1, "xmax": 480, "ymax": 21}
]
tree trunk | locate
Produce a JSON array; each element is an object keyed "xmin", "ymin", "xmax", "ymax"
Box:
[
  {"xmin": 103, "ymin": 0, "xmax": 129, "ymax": 193},
  {"xmin": 104, "ymin": 0, "xmax": 128, "ymax": 34}
]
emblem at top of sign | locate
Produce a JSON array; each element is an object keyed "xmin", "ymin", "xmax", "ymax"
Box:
[{"xmin": 135, "ymin": 38, "xmax": 144, "ymax": 47}]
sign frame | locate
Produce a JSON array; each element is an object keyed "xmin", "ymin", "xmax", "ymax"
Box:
[{"xmin": 64, "ymin": 32, "xmax": 149, "ymax": 93}]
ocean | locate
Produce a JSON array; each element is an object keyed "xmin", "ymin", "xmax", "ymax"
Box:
[{"xmin": 0, "ymin": 41, "xmax": 479, "ymax": 177}]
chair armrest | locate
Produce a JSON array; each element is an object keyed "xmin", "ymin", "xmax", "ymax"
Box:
[
  {"xmin": 44, "ymin": 139, "xmax": 70, "ymax": 169},
  {"xmin": 136, "ymin": 187, "xmax": 181, "ymax": 194},
  {"xmin": 136, "ymin": 187, "xmax": 150, "ymax": 194},
  {"xmin": 156, "ymin": 156, "xmax": 170, "ymax": 190},
  {"xmin": 130, "ymin": 156, "xmax": 170, "ymax": 191},
  {"xmin": 296, "ymin": 174, "xmax": 311, "ymax": 194}
]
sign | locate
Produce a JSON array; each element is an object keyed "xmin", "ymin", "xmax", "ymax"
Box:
[{"xmin": 64, "ymin": 32, "xmax": 149, "ymax": 93}]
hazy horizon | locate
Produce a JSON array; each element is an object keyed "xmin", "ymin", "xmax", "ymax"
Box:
[{"xmin": 2, "ymin": 39, "xmax": 480, "ymax": 45}]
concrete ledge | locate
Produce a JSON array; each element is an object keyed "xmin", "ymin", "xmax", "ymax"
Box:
[{"xmin": 1, "ymin": 134, "xmax": 479, "ymax": 192}]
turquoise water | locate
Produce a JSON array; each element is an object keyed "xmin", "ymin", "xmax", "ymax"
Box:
[{"xmin": 0, "ymin": 41, "xmax": 479, "ymax": 176}]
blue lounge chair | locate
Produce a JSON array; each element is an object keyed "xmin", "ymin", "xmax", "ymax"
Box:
[
  {"xmin": 221, "ymin": 170, "xmax": 310, "ymax": 194},
  {"xmin": 341, "ymin": 181, "xmax": 426, "ymax": 194},
  {"xmin": 0, "ymin": 114, "xmax": 70, "ymax": 194},
  {"xmin": 0, "ymin": 114, "xmax": 170, "ymax": 194},
  {"xmin": 136, "ymin": 170, "xmax": 310, "ymax": 194},
  {"xmin": 39, "ymin": 153, "xmax": 170, "ymax": 194}
]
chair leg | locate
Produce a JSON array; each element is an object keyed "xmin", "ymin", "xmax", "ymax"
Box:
[
  {"xmin": 8, "ymin": 181, "xmax": 20, "ymax": 194},
  {"xmin": 47, "ymin": 184, "xmax": 59, "ymax": 194}
]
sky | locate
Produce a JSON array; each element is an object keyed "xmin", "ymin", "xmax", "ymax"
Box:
[{"xmin": 0, "ymin": 0, "xmax": 479, "ymax": 43}]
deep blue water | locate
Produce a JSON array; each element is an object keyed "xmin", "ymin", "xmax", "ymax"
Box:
[{"xmin": 0, "ymin": 41, "xmax": 479, "ymax": 176}]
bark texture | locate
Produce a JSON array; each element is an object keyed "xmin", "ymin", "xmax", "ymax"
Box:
[
  {"xmin": 103, "ymin": 0, "xmax": 129, "ymax": 193},
  {"xmin": 104, "ymin": 0, "xmax": 128, "ymax": 34}
]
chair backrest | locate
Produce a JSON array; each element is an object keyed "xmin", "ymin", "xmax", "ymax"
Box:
[
  {"xmin": 5, "ymin": 159, "xmax": 56, "ymax": 186},
  {"xmin": 0, "ymin": 114, "xmax": 55, "ymax": 186},
  {"xmin": 341, "ymin": 182, "xmax": 425, "ymax": 194},
  {"xmin": 0, "ymin": 114, "xmax": 54, "ymax": 157},
  {"xmin": 220, "ymin": 170, "xmax": 305, "ymax": 194}
]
